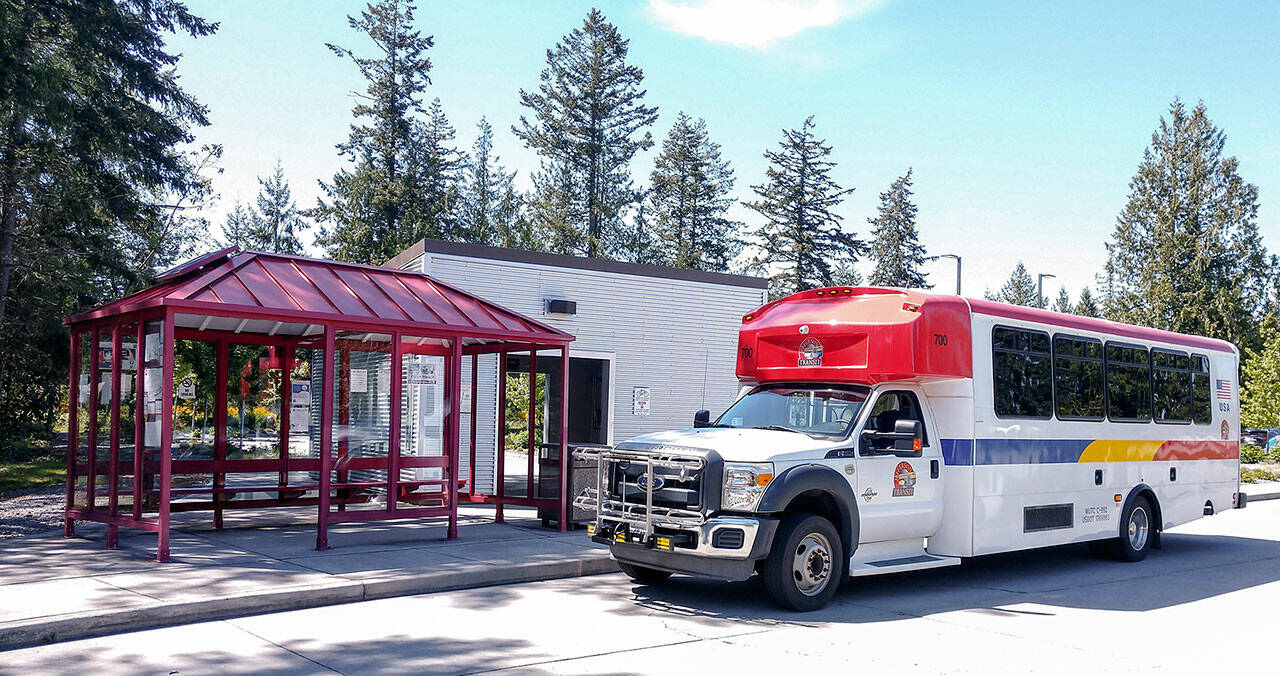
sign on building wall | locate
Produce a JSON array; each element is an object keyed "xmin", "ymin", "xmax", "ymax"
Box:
[{"xmin": 633, "ymin": 387, "xmax": 651, "ymax": 416}]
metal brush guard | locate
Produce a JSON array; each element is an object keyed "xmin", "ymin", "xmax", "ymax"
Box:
[{"xmin": 572, "ymin": 445, "xmax": 706, "ymax": 542}]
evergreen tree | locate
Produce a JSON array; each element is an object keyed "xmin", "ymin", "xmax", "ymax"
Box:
[
  {"xmin": 649, "ymin": 113, "xmax": 741, "ymax": 271},
  {"xmin": 460, "ymin": 117, "xmax": 517, "ymax": 246},
  {"xmin": 251, "ymin": 161, "xmax": 307, "ymax": 254},
  {"xmin": 405, "ymin": 98, "xmax": 465, "ymax": 242},
  {"xmin": 495, "ymin": 182, "xmax": 537, "ymax": 251},
  {"xmin": 1051, "ymin": 286, "xmax": 1073, "ymax": 314},
  {"xmin": 1103, "ymin": 99, "xmax": 1267, "ymax": 350},
  {"xmin": 514, "ymin": 9, "xmax": 658, "ymax": 258},
  {"xmin": 617, "ymin": 193, "xmax": 661, "ymax": 265},
  {"xmin": 312, "ymin": 0, "xmax": 434, "ymax": 264},
  {"xmin": 1075, "ymin": 287, "xmax": 1101, "ymax": 317},
  {"xmin": 222, "ymin": 202, "xmax": 256, "ymax": 249},
  {"xmin": 527, "ymin": 161, "xmax": 584, "ymax": 255},
  {"xmin": 0, "ymin": 0, "xmax": 216, "ymax": 445},
  {"xmin": 986, "ymin": 262, "xmax": 1038, "ymax": 307},
  {"xmin": 868, "ymin": 169, "xmax": 929, "ymax": 288},
  {"xmin": 746, "ymin": 116, "xmax": 863, "ymax": 298}
]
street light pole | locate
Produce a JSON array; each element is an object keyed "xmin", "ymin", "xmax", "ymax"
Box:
[
  {"xmin": 935, "ymin": 254, "xmax": 961, "ymax": 295},
  {"xmin": 1037, "ymin": 273, "xmax": 1056, "ymax": 309}
]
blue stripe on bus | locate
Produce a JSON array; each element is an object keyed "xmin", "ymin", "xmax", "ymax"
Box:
[
  {"xmin": 940, "ymin": 438, "xmax": 973, "ymax": 466},
  {"xmin": 939, "ymin": 438, "xmax": 1093, "ymax": 466}
]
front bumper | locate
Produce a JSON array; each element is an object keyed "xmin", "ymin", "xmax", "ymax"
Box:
[{"xmin": 591, "ymin": 515, "xmax": 779, "ymax": 581}]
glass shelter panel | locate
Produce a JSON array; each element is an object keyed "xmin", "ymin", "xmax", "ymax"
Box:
[
  {"xmin": 331, "ymin": 331, "xmax": 393, "ymax": 498},
  {"xmin": 400, "ymin": 336, "xmax": 449, "ymax": 506}
]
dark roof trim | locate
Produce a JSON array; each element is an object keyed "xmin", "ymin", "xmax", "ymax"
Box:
[{"xmin": 386, "ymin": 239, "xmax": 770, "ymax": 290}]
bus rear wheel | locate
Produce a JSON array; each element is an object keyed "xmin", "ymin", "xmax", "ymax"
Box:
[
  {"xmin": 762, "ymin": 513, "xmax": 843, "ymax": 612},
  {"xmin": 1110, "ymin": 495, "xmax": 1153, "ymax": 562}
]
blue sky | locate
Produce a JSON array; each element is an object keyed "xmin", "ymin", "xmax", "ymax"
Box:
[{"xmin": 170, "ymin": 0, "xmax": 1279, "ymax": 300}]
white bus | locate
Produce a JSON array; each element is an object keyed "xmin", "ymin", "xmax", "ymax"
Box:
[{"xmin": 578, "ymin": 287, "xmax": 1245, "ymax": 610}]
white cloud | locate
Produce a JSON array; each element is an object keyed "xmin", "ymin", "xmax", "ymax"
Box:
[{"xmin": 648, "ymin": 0, "xmax": 884, "ymax": 49}]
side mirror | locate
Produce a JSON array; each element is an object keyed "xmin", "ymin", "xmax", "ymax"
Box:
[
  {"xmin": 892, "ymin": 419, "xmax": 924, "ymax": 453},
  {"xmin": 693, "ymin": 410, "xmax": 711, "ymax": 428}
]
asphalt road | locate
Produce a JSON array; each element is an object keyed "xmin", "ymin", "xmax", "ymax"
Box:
[{"xmin": 6, "ymin": 499, "xmax": 1280, "ymax": 675}]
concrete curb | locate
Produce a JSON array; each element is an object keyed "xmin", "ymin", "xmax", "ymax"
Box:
[
  {"xmin": 1, "ymin": 553, "xmax": 617, "ymax": 651},
  {"xmin": 1244, "ymin": 486, "xmax": 1280, "ymax": 502}
]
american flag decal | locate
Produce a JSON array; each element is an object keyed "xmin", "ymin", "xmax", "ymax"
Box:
[{"xmin": 1216, "ymin": 379, "xmax": 1232, "ymax": 400}]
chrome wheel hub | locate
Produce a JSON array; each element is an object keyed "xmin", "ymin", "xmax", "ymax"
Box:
[
  {"xmin": 1128, "ymin": 506, "xmax": 1149, "ymax": 551},
  {"xmin": 792, "ymin": 532, "xmax": 833, "ymax": 596}
]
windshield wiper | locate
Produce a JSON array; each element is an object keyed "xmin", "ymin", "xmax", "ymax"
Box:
[{"xmin": 751, "ymin": 425, "xmax": 801, "ymax": 434}]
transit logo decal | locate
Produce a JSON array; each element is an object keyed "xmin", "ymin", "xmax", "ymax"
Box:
[
  {"xmin": 892, "ymin": 461, "xmax": 917, "ymax": 497},
  {"xmin": 798, "ymin": 337, "xmax": 824, "ymax": 366},
  {"xmin": 1221, "ymin": 420, "xmax": 1230, "ymax": 441}
]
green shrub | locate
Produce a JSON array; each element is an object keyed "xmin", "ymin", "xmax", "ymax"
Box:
[
  {"xmin": 1241, "ymin": 467, "xmax": 1278, "ymax": 483},
  {"xmin": 1240, "ymin": 444, "xmax": 1266, "ymax": 464}
]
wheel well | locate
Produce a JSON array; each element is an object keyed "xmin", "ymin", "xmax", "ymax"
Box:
[
  {"xmin": 1134, "ymin": 487, "xmax": 1163, "ymax": 532},
  {"xmin": 784, "ymin": 489, "xmax": 848, "ymax": 552}
]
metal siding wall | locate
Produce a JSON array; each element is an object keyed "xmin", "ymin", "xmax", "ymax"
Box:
[{"xmin": 411, "ymin": 254, "xmax": 763, "ymax": 491}]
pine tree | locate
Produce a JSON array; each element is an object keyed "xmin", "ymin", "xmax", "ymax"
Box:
[
  {"xmin": 1103, "ymin": 99, "xmax": 1267, "ymax": 350},
  {"xmin": 617, "ymin": 193, "xmax": 661, "ymax": 265},
  {"xmin": 495, "ymin": 182, "xmax": 537, "ymax": 250},
  {"xmin": 311, "ymin": 0, "xmax": 434, "ymax": 264},
  {"xmin": 527, "ymin": 161, "xmax": 584, "ymax": 255},
  {"xmin": 746, "ymin": 116, "xmax": 863, "ymax": 298},
  {"xmin": 514, "ymin": 9, "xmax": 658, "ymax": 258},
  {"xmin": 460, "ymin": 117, "xmax": 518, "ymax": 246},
  {"xmin": 986, "ymin": 262, "xmax": 1038, "ymax": 307},
  {"xmin": 251, "ymin": 161, "xmax": 307, "ymax": 254},
  {"xmin": 1075, "ymin": 287, "xmax": 1101, "ymax": 317},
  {"xmin": 1051, "ymin": 286, "xmax": 1073, "ymax": 314},
  {"xmin": 649, "ymin": 113, "xmax": 741, "ymax": 271},
  {"xmin": 405, "ymin": 98, "xmax": 466, "ymax": 242},
  {"xmin": 868, "ymin": 169, "xmax": 929, "ymax": 288},
  {"xmin": 222, "ymin": 202, "xmax": 255, "ymax": 249}
]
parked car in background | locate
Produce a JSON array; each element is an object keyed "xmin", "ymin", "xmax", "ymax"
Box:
[{"xmin": 1241, "ymin": 428, "xmax": 1268, "ymax": 447}]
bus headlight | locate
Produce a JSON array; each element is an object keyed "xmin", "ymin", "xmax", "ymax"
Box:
[{"xmin": 722, "ymin": 462, "xmax": 774, "ymax": 512}]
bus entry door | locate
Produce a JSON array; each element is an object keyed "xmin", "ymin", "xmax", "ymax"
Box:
[{"xmin": 854, "ymin": 390, "xmax": 945, "ymax": 543}]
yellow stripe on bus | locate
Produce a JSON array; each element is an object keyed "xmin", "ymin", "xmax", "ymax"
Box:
[{"xmin": 1077, "ymin": 439, "xmax": 1166, "ymax": 463}]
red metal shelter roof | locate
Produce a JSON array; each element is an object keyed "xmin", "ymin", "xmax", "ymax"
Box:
[{"xmin": 66, "ymin": 248, "xmax": 573, "ymax": 344}]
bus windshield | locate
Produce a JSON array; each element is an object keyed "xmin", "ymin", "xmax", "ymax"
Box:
[{"xmin": 714, "ymin": 383, "xmax": 871, "ymax": 438}]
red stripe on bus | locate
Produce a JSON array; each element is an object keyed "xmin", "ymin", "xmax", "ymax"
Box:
[{"xmin": 1152, "ymin": 440, "xmax": 1238, "ymax": 461}]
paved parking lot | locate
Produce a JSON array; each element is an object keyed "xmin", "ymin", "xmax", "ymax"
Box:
[{"xmin": 5, "ymin": 499, "xmax": 1280, "ymax": 675}]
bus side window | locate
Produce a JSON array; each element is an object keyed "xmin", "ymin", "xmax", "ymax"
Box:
[
  {"xmin": 992, "ymin": 327, "xmax": 1052, "ymax": 418},
  {"xmin": 1190, "ymin": 354, "xmax": 1211, "ymax": 424},
  {"xmin": 1106, "ymin": 343, "xmax": 1151, "ymax": 421}
]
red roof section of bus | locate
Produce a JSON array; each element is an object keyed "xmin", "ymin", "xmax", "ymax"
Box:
[
  {"xmin": 64, "ymin": 248, "xmax": 573, "ymax": 344},
  {"xmin": 736, "ymin": 287, "xmax": 973, "ymax": 385},
  {"xmin": 736, "ymin": 287, "xmax": 1236, "ymax": 385}
]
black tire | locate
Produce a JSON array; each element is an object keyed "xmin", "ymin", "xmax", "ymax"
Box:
[
  {"xmin": 1110, "ymin": 495, "xmax": 1154, "ymax": 562},
  {"xmin": 617, "ymin": 561, "xmax": 673, "ymax": 584},
  {"xmin": 762, "ymin": 513, "xmax": 844, "ymax": 612}
]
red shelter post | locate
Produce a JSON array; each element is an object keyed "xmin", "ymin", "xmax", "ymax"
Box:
[
  {"xmin": 317, "ymin": 326, "xmax": 335, "ymax": 550},
  {"xmin": 64, "ymin": 332, "xmax": 80, "ymax": 537},
  {"xmin": 447, "ymin": 337, "xmax": 462, "ymax": 539},
  {"xmin": 559, "ymin": 346, "xmax": 569, "ymax": 531},
  {"xmin": 106, "ymin": 323, "xmax": 122, "ymax": 549},
  {"xmin": 158, "ymin": 312, "xmax": 175, "ymax": 562}
]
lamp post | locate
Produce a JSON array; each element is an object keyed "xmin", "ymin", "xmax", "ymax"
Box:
[
  {"xmin": 1037, "ymin": 273, "xmax": 1056, "ymax": 309},
  {"xmin": 934, "ymin": 254, "xmax": 961, "ymax": 295}
]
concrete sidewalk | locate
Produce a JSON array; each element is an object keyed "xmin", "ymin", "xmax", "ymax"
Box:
[
  {"xmin": 0, "ymin": 505, "xmax": 614, "ymax": 651},
  {"xmin": 1245, "ymin": 480, "xmax": 1280, "ymax": 502}
]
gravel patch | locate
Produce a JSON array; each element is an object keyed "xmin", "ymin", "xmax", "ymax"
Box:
[{"xmin": 0, "ymin": 485, "xmax": 64, "ymax": 538}]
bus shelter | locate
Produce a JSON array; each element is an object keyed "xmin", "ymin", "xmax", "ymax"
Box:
[{"xmin": 63, "ymin": 247, "xmax": 573, "ymax": 561}]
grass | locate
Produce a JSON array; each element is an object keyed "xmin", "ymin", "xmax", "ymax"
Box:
[
  {"xmin": 0, "ymin": 434, "xmax": 65, "ymax": 495},
  {"xmin": 0, "ymin": 456, "xmax": 64, "ymax": 494}
]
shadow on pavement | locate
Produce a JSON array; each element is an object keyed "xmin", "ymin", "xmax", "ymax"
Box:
[{"xmin": 601, "ymin": 532, "xmax": 1280, "ymax": 625}]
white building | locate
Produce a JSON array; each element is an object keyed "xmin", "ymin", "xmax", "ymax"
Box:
[{"xmin": 388, "ymin": 239, "xmax": 767, "ymax": 495}]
